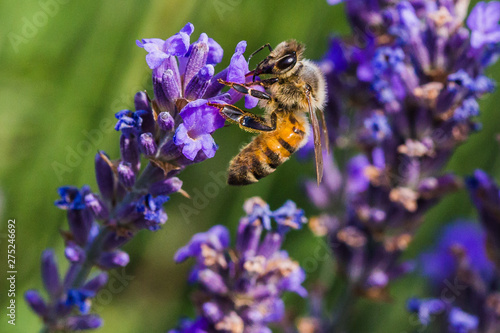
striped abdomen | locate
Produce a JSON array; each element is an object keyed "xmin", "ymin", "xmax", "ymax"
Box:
[{"xmin": 227, "ymin": 112, "xmax": 308, "ymax": 185}]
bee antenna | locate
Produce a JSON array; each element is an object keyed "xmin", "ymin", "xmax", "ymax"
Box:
[{"xmin": 247, "ymin": 43, "xmax": 273, "ymax": 66}]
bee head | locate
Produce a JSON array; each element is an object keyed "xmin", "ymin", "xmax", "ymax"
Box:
[{"xmin": 251, "ymin": 40, "xmax": 305, "ymax": 79}]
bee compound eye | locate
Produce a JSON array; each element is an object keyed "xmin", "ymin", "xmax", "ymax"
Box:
[{"xmin": 276, "ymin": 54, "xmax": 296, "ymax": 71}]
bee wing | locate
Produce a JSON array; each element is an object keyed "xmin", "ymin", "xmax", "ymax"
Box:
[
  {"xmin": 306, "ymin": 92, "xmax": 326, "ymax": 185},
  {"xmin": 317, "ymin": 107, "xmax": 329, "ymax": 156}
]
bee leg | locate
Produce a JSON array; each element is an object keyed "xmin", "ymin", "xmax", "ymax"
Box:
[
  {"xmin": 217, "ymin": 79, "xmax": 272, "ymax": 100},
  {"xmin": 207, "ymin": 103, "xmax": 276, "ymax": 133}
]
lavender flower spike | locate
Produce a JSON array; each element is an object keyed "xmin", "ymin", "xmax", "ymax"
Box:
[
  {"xmin": 308, "ymin": 0, "xmax": 500, "ymax": 304},
  {"xmin": 408, "ymin": 220, "xmax": 495, "ymax": 332},
  {"xmin": 27, "ymin": 23, "xmax": 252, "ymax": 331},
  {"xmin": 170, "ymin": 198, "xmax": 308, "ymax": 333}
]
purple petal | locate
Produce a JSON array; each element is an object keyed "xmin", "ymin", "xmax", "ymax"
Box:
[
  {"xmin": 207, "ymin": 38, "xmax": 223, "ymax": 65},
  {"xmin": 25, "ymin": 290, "xmax": 48, "ymax": 317},
  {"xmin": 183, "ymin": 34, "xmax": 209, "ymax": 90},
  {"xmin": 41, "ymin": 250, "xmax": 61, "ymax": 298},
  {"xmin": 180, "ymin": 22, "xmax": 194, "ymax": 36},
  {"xmin": 227, "ymin": 41, "xmax": 248, "ymax": 83}
]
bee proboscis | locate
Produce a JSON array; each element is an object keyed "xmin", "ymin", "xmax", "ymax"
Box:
[{"xmin": 209, "ymin": 39, "xmax": 328, "ymax": 186}]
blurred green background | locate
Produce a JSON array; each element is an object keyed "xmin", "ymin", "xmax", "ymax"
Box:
[{"xmin": 0, "ymin": 0, "xmax": 499, "ymax": 332}]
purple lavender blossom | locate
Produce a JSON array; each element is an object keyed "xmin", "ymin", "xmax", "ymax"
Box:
[
  {"xmin": 136, "ymin": 23, "xmax": 251, "ymax": 163},
  {"xmin": 466, "ymin": 169, "xmax": 500, "ymax": 267},
  {"xmin": 407, "ymin": 298, "xmax": 446, "ymax": 326},
  {"xmin": 407, "ymin": 297, "xmax": 480, "ymax": 333},
  {"xmin": 409, "ymin": 220, "xmax": 498, "ymax": 332},
  {"xmin": 449, "ymin": 308, "xmax": 479, "ymax": 333},
  {"xmin": 467, "ymin": 1, "xmax": 500, "ymax": 49},
  {"xmin": 25, "ymin": 249, "xmax": 108, "ymax": 331},
  {"xmin": 419, "ymin": 220, "xmax": 494, "ymax": 285},
  {"xmin": 27, "ymin": 23, "xmax": 251, "ymax": 331},
  {"xmin": 173, "ymin": 99, "xmax": 225, "ymax": 160},
  {"xmin": 170, "ymin": 197, "xmax": 308, "ymax": 333}
]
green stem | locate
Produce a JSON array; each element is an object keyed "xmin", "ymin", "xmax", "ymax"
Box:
[
  {"xmin": 330, "ymin": 283, "xmax": 357, "ymax": 331},
  {"xmin": 132, "ymin": 162, "xmax": 158, "ymax": 191},
  {"xmin": 72, "ymin": 227, "xmax": 111, "ymax": 288}
]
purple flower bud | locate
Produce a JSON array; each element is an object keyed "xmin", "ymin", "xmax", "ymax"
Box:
[
  {"xmin": 365, "ymin": 269, "xmax": 389, "ymax": 289},
  {"xmin": 139, "ymin": 132, "xmax": 157, "ymax": 156},
  {"xmin": 158, "ymin": 111, "xmax": 175, "ymax": 132},
  {"xmin": 66, "ymin": 314, "xmax": 103, "ymax": 330},
  {"xmin": 94, "ymin": 151, "xmax": 115, "ymax": 202},
  {"xmin": 198, "ymin": 269, "xmax": 228, "ymax": 294},
  {"xmin": 41, "ymin": 249, "xmax": 62, "ymax": 298},
  {"xmin": 396, "ymin": 2, "xmax": 430, "ymax": 70},
  {"xmin": 84, "ymin": 193, "xmax": 109, "ymax": 220},
  {"xmin": 474, "ymin": 75, "xmax": 496, "ymax": 94},
  {"xmin": 407, "ymin": 298, "xmax": 446, "ymax": 325},
  {"xmin": 236, "ymin": 218, "xmax": 263, "ymax": 259},
  {"xmin": 448, "ymin": 307, "xmax": 479, "ymax": 332},
  {"xmin": 161, "ymin": 68, "xmax": 181, "ymax": 105},
  {"xmin": 277, "ymin": 262, "xmax": 308, "ymax": 297},
  {"xmin": 67, "ymin": 207, "xmax": 94, "ymax": 246},
  {"xmin": 185, "ymin": 65, "xmax": 214, "ymax": 100},
  {"xmin": 453, "ymin": 97, "xmax": 479, "ymax": 121},
  {"xmin": 134, "ymin": 90, "xmax": 150, "ymax": 111},
  {"xmin": 119, "ymin": 135, "xmax": 140, "ymax": 173},
  {"xmin": 202, "ymin": 302, "xmax": 224, "ymax": 323},
  {"xmin": 83, "ymin": 272, "xmax": 109, "ymax": 293},
  {"xmin": 117, "ymin": 161, "xmax": 136, "ymax": 188},
  {"xmin": 65, "ymin": 242, "xmax": 85, "ymax": 263},
  {"xmin": 346, "ymin": 155, "xmax": 370, "ymax": 195},
  {"xmin": 153, "ymin": 72, "xmax": 170, "ymax": 112},
  {"xmin": 362, "ymin": 112, "xmax": 392, "ymax": 143},
  {"xmin": 98, "ymin": 250, "xmax": 130, "ymax": 269},
  {"xmin": 25, "ymin": 290, "xmax": 48, "ymax": 317},
  {"xmin": 327, "ymin": 0, "xmax": 343, "ymax": 5},
  {"xmin": 184, "ymin": 34, "xmax": 209, "ymax": 91},
  {"xmin": 149, "ymin": 177, "xmax": 183, "ymax": 196},
  {"xmin": 419, "ymin": 220, "xmax": 494, "ymax": 285},
  {"xmin": 134, "ymin": 92, "xmax": 155, "ymax": 134},
  {"xmin": 257, "ymin": 232, "xmax": 283, "ymax": 259}
]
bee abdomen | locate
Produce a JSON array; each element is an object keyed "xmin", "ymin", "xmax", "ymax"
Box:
[{"xmin": 227, "ymin": 137, "xmax": 290, "ymax": 186}]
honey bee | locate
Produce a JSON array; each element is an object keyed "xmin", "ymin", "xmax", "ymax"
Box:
[{"xmin": 208, "ymin": 39, "xmax": 328, "ymax": 186}]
